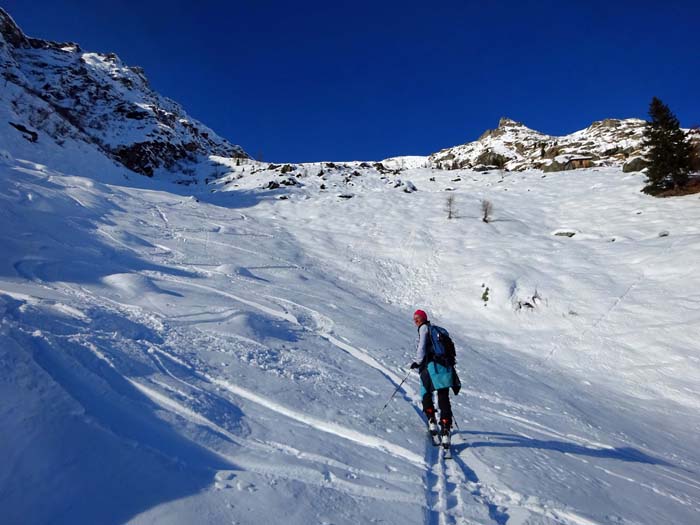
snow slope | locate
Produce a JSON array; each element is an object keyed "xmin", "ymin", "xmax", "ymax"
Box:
[{"xmin": 2, "ymin": 136, "xmax": 700, "ymax": 524}]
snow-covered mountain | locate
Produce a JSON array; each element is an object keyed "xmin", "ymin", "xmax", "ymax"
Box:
[
  {"xmin": 0, "ymin": 8, "xmax": 246, "ymax": 179},
  {"xmin": 3, "ymin": 7, "xmax": 700, "ymax": 525},
  {"xmin": 429, "ymin": 116, "xmax": 654, "ymax": 173}
]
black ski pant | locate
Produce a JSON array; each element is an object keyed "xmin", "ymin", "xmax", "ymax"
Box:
[
  {"xmin": 421, "ymin": 388, "xmax": 452, "ymax": 428},
  {"xmin": 419, "ymin": 364, "xmax": 453, "ymax": 428}
]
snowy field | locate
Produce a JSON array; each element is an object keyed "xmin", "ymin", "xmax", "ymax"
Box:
[{"xmin": 2, "ymin": 146, "xmax": 700, "ymax": 524}]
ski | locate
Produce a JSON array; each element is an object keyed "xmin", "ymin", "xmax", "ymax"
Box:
[
  {"xmin": 440, "ymin": 431, "xmax": 452, "ymax": 458},
  {"xmin": 428, "ymin": 430, "xmax": 440, "ymax": 447},
  {"xmin": 442, "ymin": 443, "xmax": 452, "ymax": 459}
]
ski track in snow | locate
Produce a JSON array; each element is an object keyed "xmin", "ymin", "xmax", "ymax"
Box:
[
  {"xmin": 127, "ymin": 276, "xmax": 428, "ymax": 466},
  {"xmin": 56, "ymin": 242, "xmax": 655, "ymax": 524},
  {"xmin": 61, "ymin": 264, "xmax": 530, "ymax": 522},
  {"xmin": 127, "ymin": 374, "xmax": 424, "ymax": 505},
  {"xmin": 5, "ymin": 160, "xmax": 700, "ymax": 524},
  {"xmin": 27, "ymin": 295, "xmax": 428, "ymax": 509},
  {"xmin": 124, "ymin": 275, "xmax": 596, "ymax": 524},
  {"xmin": 137, "ymin": 272, "xmax": 525, "ymax": 522},
  {"xmin": 66, "ymin": 275, "xmax": 435, "ymax": 490}
]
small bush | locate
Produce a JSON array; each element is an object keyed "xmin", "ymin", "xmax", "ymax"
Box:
[
  {"xmin": 481, "ymin": 284, "xmax": 490, "ymax": 305},
  {"xmin": 445, "ymin": 195, "xmax": 457, "ymax": 219},
  {"xmin": 481, "ymin": 199, "xmax": 493, "ymax": 223}
]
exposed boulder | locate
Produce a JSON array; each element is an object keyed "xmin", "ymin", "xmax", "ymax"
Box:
[
  {"xmin": 9, "ymin": 122, "xmax": 38, "ymax": 142},
  {"xmin": 476, "ymin": 150, "xmax": 509, "ymax": 168},
  {"xmin": 542, "ymin": 160, "xmax": 566, "ymax": 173},
  {"xmin": 622, "ymin": 157, "xmax": 648, "ymax": 173}
]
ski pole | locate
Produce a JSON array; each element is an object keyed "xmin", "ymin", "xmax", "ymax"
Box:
[{"xmin": 374, "ymin": 369, "xmax": 412, "ymax": 419}]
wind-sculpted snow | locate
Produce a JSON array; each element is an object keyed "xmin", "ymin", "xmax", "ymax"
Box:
[{"xmin": 2, "ymin": 139, "xmax": 700, "ymax": 525}]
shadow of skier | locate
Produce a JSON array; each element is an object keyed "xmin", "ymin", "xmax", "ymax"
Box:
[{"xmin": 452, "ymin": 430, "xmax": 673, "ymax": 466}]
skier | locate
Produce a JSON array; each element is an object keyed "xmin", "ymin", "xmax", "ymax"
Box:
[{"xmin": 410, "ymin": 309, "xmax": 455, "ymax": 447}]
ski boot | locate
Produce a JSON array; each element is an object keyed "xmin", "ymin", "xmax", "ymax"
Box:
[
  {"xmin": 428, "ymin": 418, "xmax": 438, "ymax": 436},
  {"xmin": 426, "ymin": 408, "xmax": 438, "ymax": 436},
  {"xmin": 440, "ymin": 418, "xmax": 451, "ymax": 450}
]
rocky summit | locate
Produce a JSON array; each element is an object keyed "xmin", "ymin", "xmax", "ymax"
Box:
[
  {"xmin": 0, "ymin": 8, "xmax": 247, "ymax": 178},
  {"xmin": 428, "ymin": 116, "xmax": 658, "ymax": 173}
]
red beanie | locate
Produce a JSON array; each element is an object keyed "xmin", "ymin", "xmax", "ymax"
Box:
[{"xmin": 413, "ymin": 309, "xmax": 428, "ymax": 322}]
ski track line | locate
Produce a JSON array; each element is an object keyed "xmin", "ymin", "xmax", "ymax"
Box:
[
  {"xmin": 147, "ymin": 345, "xmax": 207, "ymax": 394},
  {"xmin": 153, "ymin": 205, "xmax": 169, "ymax": 225},
  {"xmin": 143, "ymin": 281, "xmax": 491, "ymax": 519},
  {"xmin": 66, "ymin": 278, "xmax": 427, "ymax": 468},
  {"xmin": 489, "ymin": 407, "xmax": 683, "ymax": 475},
  {"xmin": 66, "ymin": 264, "xmax": 607, "ymax": 521},
  {"xmin": 267, "ymin": 296, "xmax": 418, "ymax": 397},
  {"xmin": 543, "ymin": 271, "xmax": 645, "ymax": 365},
  {"xmin": 127, "ymin": 379, "xmax": 422, "ymax": 505},
  {"xmin": 219, "ymin": 462, "xmax": 425, "ymax": 505},
  {"xmin": 459, "ymin": 388, "xmax": 542, "ymax": 415},
  {"xmin": 155, "ymin": 278, "xmax": 416, "ymax": 401},
  {"xmin": 423, "ymin": 442, "xmax": 443, "ymax": 525},
  {"xmin": 147, "ymin": 349, "xmax": 425, "ymax": 490},
  {"xmin": 39, "ymin": 277, "xmax": 612, "ymax": 524},
  {"xmin": 208, "ymin": 374, "xmax": 426, "ymax": 467},
  {"xmin": 262, "ymin": 440, "xmax": 423, "ymax": 487},
  {"xmin": 433, "ymin": 449, "xmax": 453, "ymax": 525},
  {"xmin": 148, "ymin": 377, "xmax": 197, "ymax": 403},
  {"xmin": 430, "ymin": 446, "xmax": 489, "ymax": 525},
  {"xmin": 170, "ymin": 230, "xmax": 303, "ymax": 268},
  {"xmin": 655, "ymin": 466, "xmax": 700, "ymax": 492},
  {"xmin": 593, "ymin": 465, "xmax": 694, "ymax": 506},
  {"xmin": 443, "ymin": 448, "xmax": 504, "ymax": 525},
  {"xmin": 152, "ymin": 200, "xmax": 297, "ymax": 267},
  {"xmin": 154, "ymin": 275, "xmax": 299, "ymax": 325},
  {"xmin": 434, "ymin": 451, "xmax": 449, "ymax": 525},
  {"xmin": 441, "ymin": 453, "xmax": 474, "ymax": 525},
  {"xmin": 324, "ymin": 332, "xmax": 410, "ymax": 391},
  {"xmin": 456, "ymin": 447, "xmax": 609, "ymax": 525}
]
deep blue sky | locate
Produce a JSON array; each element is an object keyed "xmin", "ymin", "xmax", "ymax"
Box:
[{"xmin": 4, "ymin": 1, "xmax": 699, "ymax": 162}]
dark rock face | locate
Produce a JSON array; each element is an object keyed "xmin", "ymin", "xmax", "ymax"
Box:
[
  {"xmin": 9, "ymin": 122, "xmax": 38, "ymax": 142},
  {"xmin": 0, "ymin": 9, "xmax": 27, "ymax": 47},
  {"xmin": 475, "ymin": 150, "xmax": 508, "ymax": 167},
  {"xmin": 622, "ymin": 157, "xmax": 648, "ymax": 173},
  {"xmin": 0, "ymin": 7, "xmax": 247, "ymax": 177},
  {"xmin": 112, "ymin": 142, "xmax": 203, "ymax": 177},
  {"xmin": 542, "ymin": 160, "xmax": 566, "ymax": 173}
]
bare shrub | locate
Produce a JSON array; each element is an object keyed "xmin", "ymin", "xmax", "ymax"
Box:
[
  {"xmin": 481, "ymin": 199, "xmax": 493, "ymax": 223},
  {"xmin": 446, "ymin": 194, "xmax": 457, "ymax": 219}
]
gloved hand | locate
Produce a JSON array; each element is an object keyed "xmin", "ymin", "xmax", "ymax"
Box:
[{"xmin": 410, "ymin": 362, "xmax": 420, "ymax": 370}]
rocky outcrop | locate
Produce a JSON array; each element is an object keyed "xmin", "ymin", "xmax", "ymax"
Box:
[
  {"xmin": 0, "ymin": 8, "xmax": 247, "ymax": 177},
  {"xmin": 622, "ymin": 157, "xmax": 648, "ymax": 173},
  {"xmin": 429, "ymin": 116, "xmax": 661, "ymax": 172}
]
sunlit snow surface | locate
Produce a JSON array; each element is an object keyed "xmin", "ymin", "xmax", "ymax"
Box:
[{"xmin": 2, "ymin": 150, "xmax": 700, "ymax": 525}]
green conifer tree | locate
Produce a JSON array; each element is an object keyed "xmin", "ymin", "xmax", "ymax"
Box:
[{"xmin": 642, "ymin": 97, "xmax": 692, "ymax": 194}]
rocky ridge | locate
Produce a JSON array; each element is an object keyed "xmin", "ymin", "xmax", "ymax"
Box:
[
  {"xmin": 2, "ymin": 7, "xmax": 697, "ymax": 184},
  {"xmin": 429, "ymin": 117, "xmax": 656, "ymax": 172},
  {"xmin": 0, "ymin": 8, "xmax": 246, "ymax": 178}
]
